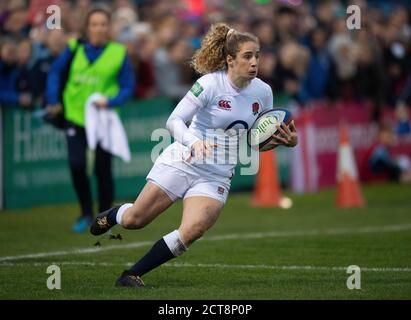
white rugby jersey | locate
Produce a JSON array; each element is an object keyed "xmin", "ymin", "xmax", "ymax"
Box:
[{"xmin": 161, "ymin": 70, "xmax": 273, "ymax": 179}]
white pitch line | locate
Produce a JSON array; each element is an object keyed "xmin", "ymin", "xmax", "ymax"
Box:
[
  {"xmin": 0, "ymin": 241, "xmax": 152, "ymax": 262},
  {"xmin": 0, "ymin": 261, "xmax": 410, "ymax": 273},
  {"xmin": 0, "ymin": 261, "xmax": 118, "ymax": 267},
  {"xmin": 166, "ymin": 262, "xmax": 411, "ymax": 273},
  {"xmin": 206, "ymin": 223, "xmax": 411, "ymax": 241},
  {"xmin": 1, "ymin": 223, "xmax": 411, "ymax": 262}
]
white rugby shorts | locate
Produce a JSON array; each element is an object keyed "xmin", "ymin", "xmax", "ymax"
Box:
[{"xmin": 146, "ymin": 161, "xmax": 231, "ymax": 204}]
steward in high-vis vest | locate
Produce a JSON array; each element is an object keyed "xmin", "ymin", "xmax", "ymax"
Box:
[
  {"xmin": 63, "ymin": 39, "xmax": 127, "ymax": 126},
  {"xmin": 46, "ymin": 8, "xmax": 135, "ymax": 233}
]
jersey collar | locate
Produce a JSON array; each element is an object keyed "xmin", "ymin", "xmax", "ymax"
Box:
[
  {"xmin": 225, "ymin": 72, "xmax": 242, "ymax": 95},
  {"xmin": 225, "ymin": 71, "xmax": 254, "ymax": 95}
]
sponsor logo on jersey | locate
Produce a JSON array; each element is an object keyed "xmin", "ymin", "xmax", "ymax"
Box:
[
  {"xmin": 218, "ymin": 100, "xmax": 232, "ymax": 111},
  {"xmin": 217, "ymin": 186, "xmax": 225, "ymax": 195},
  {"xmin": 190, "ymin": 81, "xmax": 204, "ymax": 97},
  {"xmin": 252, "ymin": 102, "xmax": 259, "ymax": 115}
]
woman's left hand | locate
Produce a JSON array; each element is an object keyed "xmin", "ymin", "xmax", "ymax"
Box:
[
  {"xmin": 271, "ymin": 120, "xmax": 298, "ymax": 147},
  {"xmin": 94, "ymin": 96, "xmax": 109, "ymax": 109}
]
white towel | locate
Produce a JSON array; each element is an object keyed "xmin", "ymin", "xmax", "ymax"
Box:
[{"xmin": 85, "ymin": 93, "xmax": 131, "ymax": 162}]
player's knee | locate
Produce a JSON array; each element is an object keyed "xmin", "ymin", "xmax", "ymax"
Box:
[
  {"xmin": 181, "ymin": 223, "xmax": 207, "ymax": 245},
  {"xmin": 121, "ymin": 211, "xmax": 148, "ymax": 229}
]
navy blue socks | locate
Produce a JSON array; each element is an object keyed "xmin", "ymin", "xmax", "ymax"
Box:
[{"xmin": 128, "ymin": 238, "xmax": 175, "ymax": 276}]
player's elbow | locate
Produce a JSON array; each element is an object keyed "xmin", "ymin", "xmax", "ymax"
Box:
[{"xmin": 165, "ymin": 116, "xmax": 174, "ymax": 135}]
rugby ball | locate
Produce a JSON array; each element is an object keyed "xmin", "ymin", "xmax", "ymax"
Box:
[{"xmin": 247, "ymin": 108, "xmax": 293, "ymax": 152}]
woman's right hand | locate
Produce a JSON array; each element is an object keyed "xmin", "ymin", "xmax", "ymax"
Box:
[{"xmin": 191, "ymin": 140, "xmax": 216, "ymax": 160}]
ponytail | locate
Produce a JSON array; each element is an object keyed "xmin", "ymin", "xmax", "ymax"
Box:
[
  {"xmin": 191, "ymin": 23, "xmax": 259, "ymax": 75},
  {"xmin": 190, "ymin": 23, "xmax": 230, "ymax": 74}
]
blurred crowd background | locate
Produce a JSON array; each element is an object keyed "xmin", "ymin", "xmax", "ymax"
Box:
[{"xmin": 0, "ymin": 0, "xmax": 410, "ymax": 128}]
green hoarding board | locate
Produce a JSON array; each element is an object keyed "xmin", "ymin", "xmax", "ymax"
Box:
[
  {"xmin": 3, "ymin": 98, "xmax": 173, "ymax": 209},
  {"xmin": 3, "ymin": 105, "xmax": 74, "ymax": 208}
]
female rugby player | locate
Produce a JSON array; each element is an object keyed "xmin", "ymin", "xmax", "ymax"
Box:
[{"xmin": 90, "ymin": 23, "xmax": 298, "ymax": 287}]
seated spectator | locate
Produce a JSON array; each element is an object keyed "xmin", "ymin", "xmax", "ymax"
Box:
[{"xmin": 361, "ymin": 123, "xmax": 411, "ymax": 183}]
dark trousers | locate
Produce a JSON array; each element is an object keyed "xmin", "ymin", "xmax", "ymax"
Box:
[{"xmin": 65, "ymin": 123, "xmax": 114, "ymax": 218}]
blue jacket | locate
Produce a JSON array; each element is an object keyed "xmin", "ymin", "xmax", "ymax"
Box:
[
  {"xmin": 0, "ymin": 60, "xmax": 20, "ymax": 106},
  {"xmin": 300, "ymin": 51, "xmax": 331, "ymax": 103}
]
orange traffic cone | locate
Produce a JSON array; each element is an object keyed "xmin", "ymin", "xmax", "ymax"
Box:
[
  {"xmin": 336, "ymin": 123, "xmax": 365, "ymax": 208},
  {"xmin": 252, "ymin": 150, "xmax": 282, "ymax": 207}
]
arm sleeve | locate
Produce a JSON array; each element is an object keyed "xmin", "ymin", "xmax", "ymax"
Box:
[
  {"xmin": 263, "ymin": 85, "xmax": 274, "ymax": 111},
  {"xmin": 166, "ymin": 96, "xmax": 202, "ymax": 148},
  {"xmin": 108, "ymin": 54, "xmax": 135, "ymax": 107},
  {"xmin": 166, "ymin": 76, "xmax": 213, "ymax": 148},
  {"xmin": 46, "ymin": 46, "xmax": 73, "ymax": 105}
]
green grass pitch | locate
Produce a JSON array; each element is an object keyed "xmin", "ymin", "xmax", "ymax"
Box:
[{"xmin": 0, "ymin": 183, "xmax": 410, "ymax": 299}]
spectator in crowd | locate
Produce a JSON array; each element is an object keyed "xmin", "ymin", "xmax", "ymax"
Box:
[
  {"xmin": 352, "ymin": 26, "xmax": 385, "ymax": 120},
  {"xmin": 15, "ymin": 37, "xmax": 36, "ymax": 107},
  {"xmin": 133, "ymin": 23, "xmax": 158, "ymax": 98},
  {"xmin": 181, "ymin": 18, "xmax": 203, "ymax": 51},
  {"xmin": 258, "ymin": 48, "xmax": 277, "ymax": 92},
  {"xmin": 381, "ymin": 11, "xmax": 411, "ymax": 107},
  {"xmin": 154, "ymin": 38, "xmax": 193, "ymax": 102},
  {"xmin": 273, "ymin": 41, "xmax": 309, "ymax": 104},
  {"xmin": 253, "ymin": 19, "xmax": 275, "ymax": 52},
  {"xmin": 46, "ymin": 7, "xmax": 135, "ymax": 233},
  {"xmin": 274, "ymin": 5, "xmax": 298, "ymax": 44},
  {"xmin": 111, "ymin": 6, "xmax": 139, "ymax": 42},
  {"xmin": 0, "ymin": 0, "xmax": 31, "ymax": 38},
  {"xmin": 30, "ymin": 29, "xmax": 67, "ymax": 107},
  {"xmin": 327, "ymin": 16, "xmax": 358, "ymax": 101},
  {"xmin": 315, "ymin": 0, "xmax": 340, "ymax": 32},
  {"xmin": 0, "ymin": 37, "xmax": 31, "ymax": 108},
  {"xmin": 301, "ymin": 26, "xmax": 333, "ymax": 104}
]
